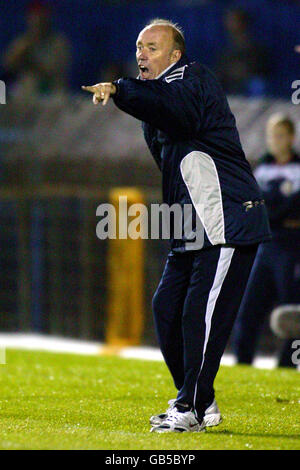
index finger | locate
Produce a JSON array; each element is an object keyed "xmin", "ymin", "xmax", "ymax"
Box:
[
  {"xmin": 81, "ymin": 85, "xmax": 98, "ymax": 93},
  {"xmin": 102, "ymin": 88, "xmax": 111, "ymax": 106}
]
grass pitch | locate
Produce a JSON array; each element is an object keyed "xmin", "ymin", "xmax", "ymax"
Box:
[{"xmin": 0, "ymin": 349, "xmax": 299, "ymax": 450}]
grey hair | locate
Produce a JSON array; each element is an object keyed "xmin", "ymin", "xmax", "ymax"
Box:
[{"xmin": 145, "ymin": 18, "xmax": 186, "ymax": 55}]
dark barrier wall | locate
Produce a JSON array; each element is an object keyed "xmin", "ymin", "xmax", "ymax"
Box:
[
  {"xmin": 0, "ymin": 188, "xmax": 281, "ymax": 355},
  {"xmin": 1, "ymin": 0, "xmax": 300, "ymax": 97}
]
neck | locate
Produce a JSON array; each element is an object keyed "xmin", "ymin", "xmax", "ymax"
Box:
[{"xmin": 155, "ymin": 61, "xmax": 179, "ymax": 79}]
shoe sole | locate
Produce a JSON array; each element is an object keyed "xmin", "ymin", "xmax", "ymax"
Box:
[
  {"xmin": 151, "ymin": 413, "xmax": 222, "ymax": 427},
  {"xmin": 150, "ymin": 426, "xmax": 206, "ymax": 433}
]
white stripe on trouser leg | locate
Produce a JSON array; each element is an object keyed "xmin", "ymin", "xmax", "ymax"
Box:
[{"xmin": 193, "ymin": 246, "xmax": 235, "ymax": 418}]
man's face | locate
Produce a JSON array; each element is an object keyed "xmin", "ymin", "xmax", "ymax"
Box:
[
  {"xmin": 266, "ymin": 124, "xmax": 294, "ymax": 159},
  {"xmin": 136, "ymin": 26, "xmax": 180, "ymax": 80}
]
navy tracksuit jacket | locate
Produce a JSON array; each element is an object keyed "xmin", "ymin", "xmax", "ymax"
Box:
[
  {"xmin": 113, "ymin": 55, "xmax": 271, "ymax": 420},
  {"xmin": 233, "ymin": 153, "xmax": 300, "ymax": 367}
]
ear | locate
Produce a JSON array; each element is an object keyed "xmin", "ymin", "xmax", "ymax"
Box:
[{"xmin": 171, "ymin": 49, "xmax": 182, "ymax": 63}]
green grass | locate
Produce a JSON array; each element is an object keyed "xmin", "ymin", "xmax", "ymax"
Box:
[{"xmin": 0, "ymin": 349, "xmax": 299, "ymax": 450}]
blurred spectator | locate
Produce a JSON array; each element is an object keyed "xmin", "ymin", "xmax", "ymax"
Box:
[
  {"xmin": 233, "ymin": 114, "xmax": 300, "ymax": 367},
  {"xmin": 3, "ymin": 0, "xmax": 71, "ymax": 99},
  {"xmin": 216, "ymin": 8, "xmax": 269, "ymax": 96}
]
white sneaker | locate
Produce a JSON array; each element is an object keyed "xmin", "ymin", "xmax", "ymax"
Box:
[
  {"xmin": 150, "ymin": 398, "xmax": 222, "ymax": 427},
  {"xmin": 203, "ymin": 399, "xmax": 222, "ymax": 427},
  {"xmin": 150, "ymin": 407, "xmax": 205, "ymax": 433},
  {"xmin": 150, "ymin": 399, "xmax": 176, "ymax": 426}
]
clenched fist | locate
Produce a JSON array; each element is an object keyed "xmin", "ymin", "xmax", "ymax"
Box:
[{"xmin": 81, "ymin": 82, "xmax": 117, "ymax": 106}]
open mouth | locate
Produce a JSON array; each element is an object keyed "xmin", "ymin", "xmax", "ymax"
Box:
[{"xmin": 139, "ymin": 65, "xmax": 149, "ymax": 77}]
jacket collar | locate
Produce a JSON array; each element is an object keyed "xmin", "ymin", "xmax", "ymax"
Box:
[{"xmin": 156, "ymin": 54, "xmax": 190, "ymax": 81}]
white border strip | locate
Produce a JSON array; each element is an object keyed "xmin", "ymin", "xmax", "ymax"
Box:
[
  {"xmin": 0, "ymin": 333, "xmax": 286, "ymax": 370},
  {"xmin": 180, "ymin": 151, "xmax": 226, "ymax": 245},
  {"xmin": 193, "ymin": 246, "xmax": 235, "ymax": 415}
]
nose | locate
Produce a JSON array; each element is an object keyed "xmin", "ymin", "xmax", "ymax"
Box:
[{"xmin": 137, "ymin": 48, "xmax": 147, "ymax": 61}]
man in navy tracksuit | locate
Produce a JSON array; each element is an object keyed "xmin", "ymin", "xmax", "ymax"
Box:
[
  {"xmin": 233, "ymin": 114, "xmax": 300, "ymax": 368},
  {"xmin": 82, "ymin": 19, "xmax": 271, "ymax": 432}
]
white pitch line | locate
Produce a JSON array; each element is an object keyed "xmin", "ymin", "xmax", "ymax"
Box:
[
  {"xmin": 0, "ymin": 333, "xmax": 292, "ymax": 370},
  {"xmin": 0, "ymin": 333, "xmax": 100, "ymax": 355}
]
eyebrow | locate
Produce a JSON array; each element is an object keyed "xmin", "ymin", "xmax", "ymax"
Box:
[{"xmin": 136, "ymin": 41, "xmax": 158, "ymax": 46}]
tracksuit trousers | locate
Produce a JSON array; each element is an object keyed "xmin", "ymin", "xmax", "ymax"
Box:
[
  {"xmin": 152, "ymin": 243, "xmax": 258, "ymax": 421},
  {"xmin": 232, "ymin": 240, "xmax": 300, "ymax": 367}
]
